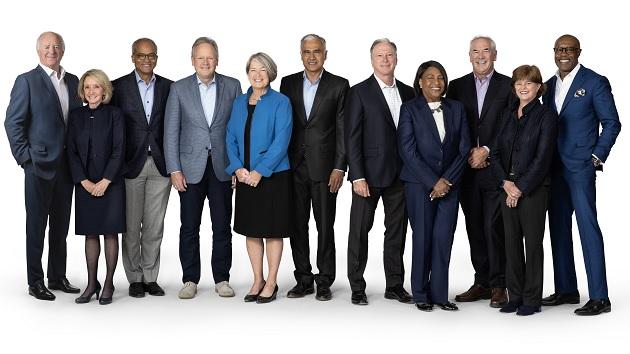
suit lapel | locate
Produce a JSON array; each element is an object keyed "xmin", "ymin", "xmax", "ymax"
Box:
[
  {"xmin": 464, "ymin": 74, "xmax": 479, "ymax": 118},
  {"xmin": 210, "ymin": 74, "xmax": 223, "ymax": 129},
  {"xmin": 369, "ymin": 76, "xmax": 395, "ymax": 130},
  {"xmin": 36, "ymin": 66, "xmax": 65, "ymax": 123},
  {"xmin": 418, "ymin": 97, "xmax": 442, "ymax": 145},
  {"xmin": 441, "ymin": 101, "xmax": 454, "ymax": 146},
  {"xmin": 294, "ymin": 74, "xmax": 307, "ymax": 125},
  {"xmin": 307, "ymin": 71, "xmax": 328, "ymax": 123},
  {"xmin": 188, "ymin": 74, "xmax": 208, "ymax": 130},
  {"xmin": 480, "ymin": 74, "xmax": 500, "ymax": 120},
  {"xmin": 560, "ymin": 66, "xmax": 586, "ymax": 115},
  {"xmin": 127, "ymin": 72, "xmax": 150, "ymax": 128},
  {"xmin": 148, "ymin": 76, "xmax": 162, "ymax": 127}
]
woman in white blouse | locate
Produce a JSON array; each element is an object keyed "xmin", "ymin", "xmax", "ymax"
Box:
[{"xmin": 397, "ymin": 60, "xmax": 471, "ymax": 312}]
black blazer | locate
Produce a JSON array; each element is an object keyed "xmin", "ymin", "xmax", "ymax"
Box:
[
  {"xmin": 111, "ymin": 71, "xmax": 172, "ymax": 178},
  {"xmin": 66, "ymin": 104, "xmax": 125, "ymax": 184},
  {"xmin": 345, "ymin": 75, "xmax": 415, "ymax": 188},
  {"xmin": 490, "ymin": 99, "xmax": 558, "ymax": 196},
  {"xmin": 446, "ymin": 71, "xmax": 514, "ymax": 187},
  {"xmin": 280, "ymin": 70, "xmax": 349, "ymax": 181}
]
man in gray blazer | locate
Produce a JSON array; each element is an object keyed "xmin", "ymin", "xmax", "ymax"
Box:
[
  {"xmin": 164, "ymin": 37, "xmax": 242, "ymax": 299},
  {"xmin": 5, "ymin": 31, "xmax": 82, "ymax": 300}
]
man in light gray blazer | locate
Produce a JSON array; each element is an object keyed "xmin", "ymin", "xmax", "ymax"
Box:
[{"xmin": 164, "ymin": 37, "xmax": 242, "ymax": 299}]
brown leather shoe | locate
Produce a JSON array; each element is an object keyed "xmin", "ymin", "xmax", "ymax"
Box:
[
  {"xmin": 490, "ymin": 288, "xmax": 508, "ymax": 308},
  {"xmin": 455, "ymin": 284, "xmax": 491, "ymax": 302}
]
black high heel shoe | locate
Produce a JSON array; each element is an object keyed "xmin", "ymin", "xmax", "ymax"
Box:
[
  {"xmin": 244, "ymin": 281, "xmax": 266, "ymax": 302},
  {"xmin": 256, "ymin": 284, "xmax": 278, "ymax": 304},
  {"xmin": 75, "ymin": 282, "xmax": 101, "ymax": 304},
  {"xmin": 99, "ymin": 285, "xmax": 115, "ymax": 305}
]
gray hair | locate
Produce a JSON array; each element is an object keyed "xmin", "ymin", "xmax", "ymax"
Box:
[
  {"xmin": 469, "ymin": 35, "xmax": 497, "ymax": 52},
  {"xmin": 132, "ymin": 38, "xmax": 157, "ymax": 54},
  {"xmin": 36, "ymin": 31, "xmax": 65, "ymax": 51},
  {"xmin": 191, "ymin": 37, "xmax": 219, "ymax": 58},
  {"xmin": 300, "ymin": 34, "xmax": 327, "ymax": 50},
  {"xmin": 370, "ymin": 38, "xmax": 397, "ymax": 55},
  {"xmin": 246, "ymin": 52, "xmax": 278, "ymax": 83}
]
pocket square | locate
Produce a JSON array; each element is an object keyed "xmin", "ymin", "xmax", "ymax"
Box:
[{"xmin": 574, "ymin": 88, "xmax": 586, "ymax": 97}]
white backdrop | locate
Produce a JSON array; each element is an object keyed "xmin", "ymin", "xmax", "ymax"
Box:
[{"xmin": 0, "ymin": 0, "xmax": 627, "ymax": 352}]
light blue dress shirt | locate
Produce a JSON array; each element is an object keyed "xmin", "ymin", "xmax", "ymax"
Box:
[
  {"xmin": 198, "ymin": 75, "xmax": 217, "ymax": 148},
  {"xmin": 135, "ymin": 70, "xmax": 156, "ymax": 123},
  {"xmin": 303, "ymin": 71, "xmax": 322, "ymax": 119}
]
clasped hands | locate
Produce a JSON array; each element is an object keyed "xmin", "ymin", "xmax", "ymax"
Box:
[
  {"xmin": 468, "ymin": 147, "xmax": 489, "ymax": 169},
  {"xmin": 236, "ymin": 168, "xmax": 262, "ymax": 188},
  {"xmin": 81, "ymin": 178, "xmax": 111, "ymax": 197},
  {"xmin": 429, "ymin": 178, "xmax": 452, "ymax": 201},
  {"xmin": 503, "ymin": 181, "xmax": 522, "ymax": 208}
]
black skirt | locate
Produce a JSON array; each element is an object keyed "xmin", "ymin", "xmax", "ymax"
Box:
[
  {"xmin": 234, "ymin": 169, "xmax": 292, "ymax": 238},
  {"xmin": 74, "ymin": 180, "xmax": 125, "ymax": 235}
]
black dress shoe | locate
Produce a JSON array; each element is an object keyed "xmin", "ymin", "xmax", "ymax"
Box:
[
  {"xmin": 516, "ymin": 305, "xmax": 541, "ymax": 316},
  {"xmin": 415, "ymin": 302, "xmax": 434, "ymax": 311},
  {"xmin": 351, "ymin": 291, "xmax": 368, "ymax": 305},
  {"xmin": 48, "ymin": 277, "xmax": 80, "ymax": 294},
  {"xmin": 541, "ymin": 292, "xmax": 580, "ymax": 306},
  {"xmin": 574, "ymin": 299, "xmax": 611, "ymax": 316},
  {"xmin": 315, "ymin": 286, "xmax": 332, "ymax": 301},
  {"xmin": 75, "ymin": 282, "xmax": 102, "ymax": 304},
  {"xmin": 499, "ymin": 301, "xmax": 522, "ymax": 313},
  {"xmin": 244, "ymin": 281, "xmax": 266, "ymax": 302},
  {"xmin": 99, "ymin": 286, "xmax": 115, "ymax": 305},
  {"xmin": 29, "ymin": 281, "xmax": 55, "ymax": 301},
  {"xmin": 144, "ymin": 282, "xmax": 165, "ymax": 296},
  {"xmin": 257, "ymin": 284, "xmax": 279, "ymax": 304},
  {"xmin": 287, "ymin": 283, "xmax": 314, "ymax": 298},
  {"xmin": 435, "ymin": 301, "xmax": 459, "ymax": 311},
  {"xmin": 384, "ymin": 286, "xmax": 414, "ymax": 304},
  {"xmin": 129, "ymin": 282, "xmax": 145, "ymax": 298}
]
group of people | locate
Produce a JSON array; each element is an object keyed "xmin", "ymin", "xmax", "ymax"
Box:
[{"xmin": 5, "ymin": 31, "xmax": 620, "ymax": 317}]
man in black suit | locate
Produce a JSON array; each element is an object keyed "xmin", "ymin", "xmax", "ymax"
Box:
[
  {"xmin": 446, "ymin": 36, "xmax": 513, "ymax": 307},
  {"xmin": 345, "ymin": 38, "xmax": 415, "ymax": 305},
  {"xmin": 280, "ymin": 34, "xmax": 349, "ymax": 301},
  {"xmin": 5, "ymin": 31, "xmax": 81, "ymax": 300},
  {"xmin": 112, "ymin": 38, "xmax": 173, "ymax": 298}
]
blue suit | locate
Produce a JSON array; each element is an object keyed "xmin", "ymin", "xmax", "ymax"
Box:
[
  {"xmin": 397, "ymin": 96, "xmax": 470, "ymax": 303},
  {"xmin": 542, "ymin": 65, "xmax": 621, "ymax": 300}
]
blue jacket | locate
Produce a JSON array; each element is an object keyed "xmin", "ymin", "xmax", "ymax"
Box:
[{"xmin": 225, "ymin": 87, "xmax": 293, "ymax": 177}]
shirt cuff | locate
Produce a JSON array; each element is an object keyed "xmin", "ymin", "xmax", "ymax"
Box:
[
  {"xmin": 352, "ymin": 178, "xmax": 365, "ymax": 183},
  {"xmin": 482, "ymin": 146, "xmax": 490, "ymax": 153},
  {"xmin": 334, "ymin": 169, "xmax": 345, "ymax": 173}
]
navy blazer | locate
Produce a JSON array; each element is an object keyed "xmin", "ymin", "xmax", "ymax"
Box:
[
  {"xmin": 345, "ymin": 75, "xmax": 415, "ymax": 188},
  {"xmin": 66, "ymin": 104, "xmax": 125, "ymax": 184},
  {"xmin": 542, "ymin": 65, "xmax": 621, "ymax": 173},
  {"xmin": 397, "ymin": 96, "xmax": 470, "ymax": 190},
  {"xmin": 111, "ymin": 71, "xmax": 172, "ymax": 178},
  {"xmin": 5, "ymin": 65, "xmax": 82, "ymax": 180},
  {"xmin": 225, "ymin": 88, "xmax": 293, "ymax": 177}
]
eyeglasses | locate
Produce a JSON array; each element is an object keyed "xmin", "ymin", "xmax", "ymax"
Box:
[
  {"xmin": 553, "ymin": 47, "xmax": 579, "ymax": 53},
  {"xmin": 134, "ymin": 53, "xmax": 158, "ymax": 61}
]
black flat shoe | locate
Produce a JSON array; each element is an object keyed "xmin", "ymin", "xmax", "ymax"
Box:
[
  {"xmin": 75, "ymin": 282, "xmax": 102, "ymax": 304},
  {"xmin": 574, "ymin": 299, "xmax": 611, "ymax": 316},
  {"xmin": 351, "ymin": 291, "xmax": 368, "ymax": 305},
  {"xmin": 415, "ymin": 302, "xmax": 434, "ymax": 312},
  {"xmin": 256, "ymin": 284, "xmax": 278, "ymax": 304},
  {"xmin": 499, "ymin": 301, "xmax": 521, "ymax": 313},
  {"xmin": 29, "ymin": 281, "xmax": 55, "ymax": 301},
  {"xmin": 517, "ymin": 305, "xmax": 541, "ymax": 316},
  {"xmin": 48, "ymin": 277, "xmax": 80, "ymax": 294},
  {"xmin": 99, "ymin": 285, "xmax": 115, "ymax": 305},
  {"xmin": 541, "ymin": 292, "xmax": 580, "ymax": 306},
  {"xmin": 244, "ymin": 281, "xmax": 266, "ymax": 302},
  {"xmin": 435, "ymin": 301, "xmax": 459, "ymax": 311}
]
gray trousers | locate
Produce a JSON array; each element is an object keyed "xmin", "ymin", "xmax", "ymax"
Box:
[{"xmin": 122, "ymin": 157, "xmax": 171, "ymax": 283}]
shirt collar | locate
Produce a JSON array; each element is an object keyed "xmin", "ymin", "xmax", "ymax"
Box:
[
  {"xmin": 374, "ymin": 74, "xmax": 397, "ymax": 90},
  {"xmin": 197, "ymin": 75, "xmax": 216, "ymax": 87},
  {"xmin": 474, "ymin": 69, "xmax": 494, "ymax": 83},
  {"xmin": 555, "ymin": 63, "xmax": 581, "ymax": 81},
  {"xmin": 39, "ymin": 63, "xmax": 65, "ymax": 80},
  {"xmin": 303, "ymin": 70, "xmax": 323, "ymax": 85},
  {"xmin": 135, "ymin": 70, "xmax": 156, "ymax": 85}
]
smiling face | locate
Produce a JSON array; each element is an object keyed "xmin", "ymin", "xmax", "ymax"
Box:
[
  {"xmin": 554, "ymin": 35, "xmax": 581, "ymax": 78},
  {"xmin": 514, "ymin": 79, "xmax": 541, "ymax": 105},
  {"xmin": 248, "ymin": 58, "xmax": 270, "ymax": 90},
  {"xmin": 192, "ymin": 43, "xmax": 218, "ymax": 83},
  {"xmin": 419, "ymin": 66, "xmax": 445, "ymax": 102},
  {"xmin": 132, "ymin": 40, "xmax": 158, "ymax": 79},
  {"xmin": 469, "ymin": 37, "xmax": 496, "ymax": 77},
  {"xmin": 37, "ymin": 32, "xmax": 64, "ymax": 72},
  {"xmin": 83, "ymin": 76, "xmax": 105, "ymax": 108},
  {"xmin": 371, "ymin": 42, "xmax": 397, "ymax": 80},
  {"xmin": 301, "ymin": 38, "xmax": 327, "ymax": 76}
]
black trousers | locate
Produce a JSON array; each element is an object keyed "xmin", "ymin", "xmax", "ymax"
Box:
[
  {"xmin": 460, "ymin": 172, "xmax": 505, "ymax": 288},
  {"xmin": 290, "ymin": 161, "xmax": 337, "ymax": 287},
  {"xmin": 347, "ymin": 179, "xmax": 407, "ymax": 292},
  {"xmin": 178, "ymin": 156, "xmax": 233, "ymax": 284},
  {"xmin": 24, "ymin": 161, "xmax": 73, "ymax": 286},
  {"xmin": 501, "ymin": 185, "xmax": 548, "ymax": 307}
]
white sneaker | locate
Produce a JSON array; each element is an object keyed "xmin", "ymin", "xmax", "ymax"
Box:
[
  {"xmin": 215, "ymin": 281, "xmax": 235, "ymax": 297},
  {"xmin": 178, "ymin": 281, "xmax": 197, "ymax": 299}
]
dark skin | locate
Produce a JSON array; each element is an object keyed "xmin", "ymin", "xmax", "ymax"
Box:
[{"xmin": 554, "ymin": 35, "xmax": 581, "ymax": 80}]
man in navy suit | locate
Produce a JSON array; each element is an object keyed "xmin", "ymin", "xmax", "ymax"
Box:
[
  {"xmin": 541, "ymin": 34, "xmax": 621, "ymax": 316},
  {"xmin": 345, "ymin": 38, "xmax": 415, "ymax": 305},
  {"xmin": 112, "ymin": 38, "xmax": 173, "ymax": 298},
  {"xmin": 164, "ymin": 37, "xmax": 242, "ymax": 299},
  {"xmin": 5, "ymin": 31, "xmax": 82, "ymax": 300}
]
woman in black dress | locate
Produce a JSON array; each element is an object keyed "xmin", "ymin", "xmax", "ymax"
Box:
[
  {"xmin": 67, "ymin": 69, "xmax": 125, "ymax": 305},
  {"xmin": 225, "ymin": 53, "xmax": 293, "ymax": 303}
]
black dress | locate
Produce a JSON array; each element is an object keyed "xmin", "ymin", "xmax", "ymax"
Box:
[
  {"xmin": 233, "ymin": 104, "xmax": 291, "ymax": 238},
  {"xmin": 66, "ymin": 104, "xmax": 126, "ymax": 235}
]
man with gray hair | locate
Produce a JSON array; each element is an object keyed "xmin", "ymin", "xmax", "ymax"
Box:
[
  {"xmin": 345, "ymin": 38, "xmax": 415, "ymax": 305},
  {"xmin": 446, "ymin": 35, "xmax": 514, "ymax": 308},
  {"xmin": 5, "ymin": 31, "xmax": 82, "ymax": 300},
  {"xmin": 280, "ymin": 34, "xmax": 349, "ymax": 301},
  {"xmin": 164, "ymin": 37, "xmax": 242, "ymax": 299}
]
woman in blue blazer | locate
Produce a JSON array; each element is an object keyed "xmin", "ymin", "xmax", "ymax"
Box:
[
  {"xmin": 225, "ymin": 52, "xmax": 293, "ymax": 304},
  {"xmin": 398, "ymin": 61, "xmax": 470, "ymax": 311}
]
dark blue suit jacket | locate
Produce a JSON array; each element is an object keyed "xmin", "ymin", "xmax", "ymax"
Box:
[
  {"xmin": 5, "ymin": 65, "xmax": 82, "ymax": 180},
  {"xmin": 111, "ymin": 71, "xmax": 172, "ymax": 178},
  {"xmin": 542, "ymin": 65, "xmax": 621, "ymax": 173},
  {"xmin": 397, "ymin": 96, "xmax": 470, "ymax": 190}
]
